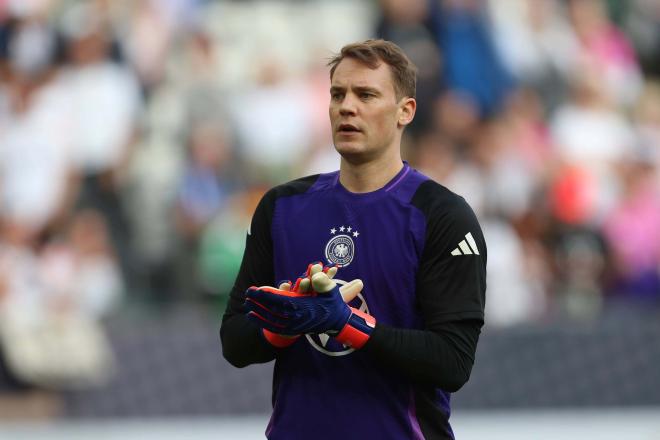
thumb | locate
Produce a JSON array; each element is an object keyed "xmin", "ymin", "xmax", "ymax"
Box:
[{"xmin": 339, "ymin": 279, "xmax": 363, "ymax": 303}]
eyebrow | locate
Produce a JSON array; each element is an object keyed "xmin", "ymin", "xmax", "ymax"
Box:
[{"xmin": 330, "ymin": 85, "xmax": 381, "ymax": 95}]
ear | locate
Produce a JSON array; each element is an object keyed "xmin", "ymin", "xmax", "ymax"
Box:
[{"xmin": 397, "ymin": 97, "xmax": 416, "ymax": 128}]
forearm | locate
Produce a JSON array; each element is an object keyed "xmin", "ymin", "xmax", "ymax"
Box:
[
  {"xmin": 220, "ymin": 312, "xmax": 277, "ymax": 368},
  {"xmin": 219, "ymin": 187, "xmax": 279, "ymax": 368},
  {"xmin": 362, "ymin": 320, "xmax": 481, "ymax": 392}
]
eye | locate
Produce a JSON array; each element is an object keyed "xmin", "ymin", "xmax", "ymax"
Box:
[
  {"xmin": 331, "ymin": 92, "xmax": 344, "ymax": 101},
  {"xmin": 360, "ymin": 92, "xmax": 374, "ymax": 100}
]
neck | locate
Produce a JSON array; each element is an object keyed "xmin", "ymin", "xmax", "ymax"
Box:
[{"xmin": 339, "ymin": 150, "xmax": 404, "ymax": 193}]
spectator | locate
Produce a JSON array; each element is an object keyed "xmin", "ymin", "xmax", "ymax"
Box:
[
  {"xmin": 602, "ymin": 152, "xmax": 660, "ymax": 301},
  {"xmin": 0, "ymin": 210, "xmax": 118, "ymax": 394},
  {"xmin": 39, "ymin": 209, "xmax": 123, "ymax": 319},
  {"xmin": 567, "ymin": 0, "xmax": 643, "ymax": 107},
  {"xmin": 377, "ymin": 0, "xmax": 442, "ymax": 135},
  {"xmin": 198, "ymin": 187, "xmax": 265, "ymax": 302},
  {"xmin": 623, "ymin": 0, "xmax": 660, "ymax": 76},
  {"xmin": 122, "ymin": 0, "xmax": 174, "ymax": 95},
  {"xmin": 174, "ymin": 118, "xmax": 239, "ymax": 297},
  {"xmin": 487, "ymin": 0, "xmax": 579, "ymax": 110},
  {"xmin": 58, "ymin": 2, "xmax": 142, "ymax": 284},
  {"xmin": 550, "ymin": 69, "xmax": 635, "ymax": 225},
  {"xmin": 633, "ymin": 81, "xmax": 660, "ymax": 171},
  {"xmin": 229, "ymin": 57, "xmax": 315, "ymax": 185},
  {"xmin": 431, "ymin": 0, "xmax": 514, "ymax": 117},
  {"xmin": 0, "ymin": 16, "xmax": 76, "ymax": 242}
]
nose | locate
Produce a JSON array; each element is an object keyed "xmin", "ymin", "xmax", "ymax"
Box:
[{"xmin": 339, "ymin": 94, "xmax": 357, "ymax": 116}]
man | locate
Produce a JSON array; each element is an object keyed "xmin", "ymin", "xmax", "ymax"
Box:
[{"xmin": 221, "ymin": 39, "xmax": 486, "ymax": 439}]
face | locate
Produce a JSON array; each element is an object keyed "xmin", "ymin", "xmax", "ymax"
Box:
[{"xmin": 329, "ymin": 58, "xmax": 414, "ymax": 162}]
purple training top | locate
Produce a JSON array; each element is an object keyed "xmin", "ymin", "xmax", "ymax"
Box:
[{"xmin": 223, "ymin": 162, "xmax": 487, "ymax": 440}]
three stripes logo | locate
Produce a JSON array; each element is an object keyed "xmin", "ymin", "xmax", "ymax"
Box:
[{"xmin": 451, "ymin": 232, "xmax": 480, "ymax": 256}]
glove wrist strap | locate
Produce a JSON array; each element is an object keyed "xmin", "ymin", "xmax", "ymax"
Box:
[
  {"xmin": 262, "ymin": 329, "xmax": 299, "ymax": 348},
  {"xmin": 334, "ymin": 308, "xmax": 376, "ymax": 349}
]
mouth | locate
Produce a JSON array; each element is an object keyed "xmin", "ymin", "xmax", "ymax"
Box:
[{"xmin": 337, "ymin": 123, "xmax": 361, "ymax": 135}]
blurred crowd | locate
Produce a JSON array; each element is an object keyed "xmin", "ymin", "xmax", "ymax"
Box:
[{"xmin": 0, "ymin": 0, "xmax": 659, "ymax": 399}]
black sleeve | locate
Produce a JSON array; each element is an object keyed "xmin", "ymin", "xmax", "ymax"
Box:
[
  {"xmin": 220, "ymin": 175, "xmax": 320, "ymax": 367},
  {"xmin": 220, "ymin": 188, "xmax": 279, "ymax": 368},
  {"xmin": 364, "ymin": 183, "xmax": 487, "ymax": 391},
  {"xmin": 363, "ymin": 320, "xmax": 481, "ymax": 392}
]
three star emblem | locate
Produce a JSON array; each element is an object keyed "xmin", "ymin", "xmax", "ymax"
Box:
[{"xmin": 330, "ymin": 226, "xmax": 360, "ymax": 238}]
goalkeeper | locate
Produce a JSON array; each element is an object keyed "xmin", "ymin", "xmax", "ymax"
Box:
[{"xmin": 220, "ymin": 39, "xmax": 486, "ymax": 440}]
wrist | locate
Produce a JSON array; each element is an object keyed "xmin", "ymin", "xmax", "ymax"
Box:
[
  {"xmin": 262, "ymin": 329, "xmax": 300, "ymax": 348},
  {"xmin": 334, "ymin": 307, "xmax": 376, "ymax": 349}
]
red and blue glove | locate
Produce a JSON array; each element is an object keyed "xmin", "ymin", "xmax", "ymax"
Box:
[
  {"xmin": 245, "ymin": 264, "xmax": 376, "ymax": 349},
  {"xmin": 253, "ymin": 263, "xmax": 362, "ymax": 348}
]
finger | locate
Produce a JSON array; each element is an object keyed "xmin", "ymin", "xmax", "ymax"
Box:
[
  {"xmin": 305, "ymin": 262, "xmax": 324, "ymax": 278},
  {"xmin": 244, "ymin": 298, "xmax": 289, "ymax": 324},
  {"xmin": 278, "ymin": 281, "xmax": 292, "ymax": 291},
  {"xmin": 339, "ymin": 279, "xmax": 363, "ymax": 303},
  {"xmin": 251, "ymin": 286, "xmax": 306, "ymax": 299},
  {"xmin": 298, "ymin": 277, "xmax": 311, "ymax": 293},
  {"xmin": 245, "ymin": 288, "xmax": 298, "ymax": 314},
  {"xmin": 311, "ymin": 271, "xmax": 336, "ymax": 294},
  {"xmin": 325, "ymin": 265, "xmax": 338, "ymax": 279},
  {"xmin": 247, "ymin": 311, "xmax": 287, "ymax": 332},
  {"xmin": 309, "ymin": 263, "xmax": 324, "ymax": 277}
]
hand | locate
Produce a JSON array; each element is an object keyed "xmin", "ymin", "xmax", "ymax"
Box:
[
  {"xmin": 248, "ymin": 263, "xmax": 363, "ymax": 348},
  {"xmin": 245, "ymin": 263, "xmax": 351, "ymax": 336},
  {"xmin": 245, "ymin": 263, "xmax": 376, "ymax": 349},
  {"xmin": 259, "ymin": 270, "xmax": 363, "ymax": 347},
  {"xmin": 277, "ymin": 262, "xmax": 364, "ymax": 302}
]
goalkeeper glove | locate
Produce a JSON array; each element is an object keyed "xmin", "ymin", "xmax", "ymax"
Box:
[
  {"xmin": 257, "ymin": 263, "xmax": 363, "ymax": 348},
  {"xmin": 245, "ymin": 264, "xmax": 376, "ymax": 349},
  {"xmin": 257, "ymin": 263, "xmax": 364, "ymax": 348},
  {"xmin": 260, "ymin": 279, "xmax": 303, "ymax": 348}
]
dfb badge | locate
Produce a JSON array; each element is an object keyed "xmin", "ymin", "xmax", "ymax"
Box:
[{"xmin": 325, "ymin": 225, "xmax": 359, "ymax": 267}]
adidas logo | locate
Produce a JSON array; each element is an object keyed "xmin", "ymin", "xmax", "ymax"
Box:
[{"xmin": 451, "ymin": 232, "xmax": 480, "ymax": 256}]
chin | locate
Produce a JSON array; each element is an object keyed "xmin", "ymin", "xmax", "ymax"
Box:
[
  {"xmin": 334, "ymin": 143, "xmax": 374, "ymax": 164},
  {"xmin": 334, "ymin": 139, "xmax": 365, "ymax": 155}
]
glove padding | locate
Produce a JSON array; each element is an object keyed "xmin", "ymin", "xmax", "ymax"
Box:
[
  {"xmin": 256, "ymin": 263, "xmax": 364, "ymax": 348},
  {"xmin": 245, "ymin": 264, "xmax": 375, "ymax": 349}
]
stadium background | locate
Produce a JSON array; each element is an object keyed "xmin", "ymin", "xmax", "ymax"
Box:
[{"xmin": 0, "ymin": 0, "xmax": 659, "ymax": 438}]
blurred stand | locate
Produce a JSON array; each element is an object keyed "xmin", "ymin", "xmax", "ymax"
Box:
[{"xmin": 0, "ymin": 0, "xmax": 659, "ymax": 422}]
